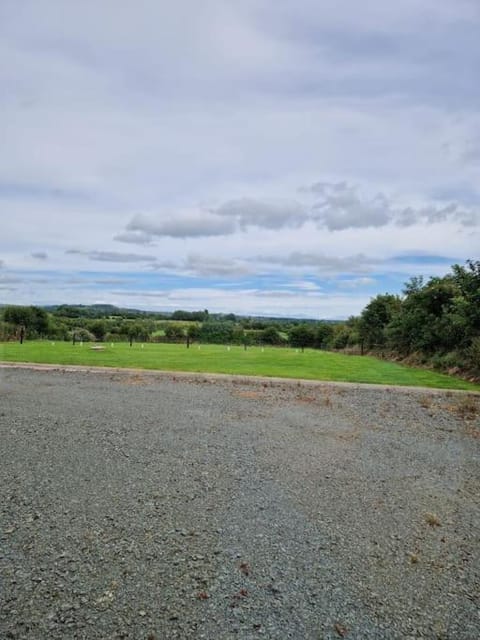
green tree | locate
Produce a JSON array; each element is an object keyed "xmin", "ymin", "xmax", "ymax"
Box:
[
  {"xmin": 126, "ymin": 322, "xmax": 144, "ymax": 346},
  {"xmin": 47, "ymin": 317, "xmax": 68, "ymax": 340},
  {"xmin": 70, "ymin": 327, "xmax": 96, "ymax": 342},
  {"xmin": 289, "ymin": 325, "xmax": 315, "ymax": 352},
  {"xmin": 315, "ymin": 323, "xmax": 334, "ymax": 349},
  {"xmin": 199, "ymin": 321, "xmax": 234, "ymax": 344},
  {"xmin": 3, "ymin": 305, "xmax": 49, "ymax": 339},
  {"xmin": 187, "ymin": 323, "xmax": 201, "ymax": 339},
  {"xmin": 165, "ymin": 323, "xmax": 186, "ymax": 342},
  {"xmin": 359, "ymin": 294, "xmax": 401, "ymax": 349},
  {"xmin": 387, "ymin": 278, "xmax": 458, "ymax": 355},
  {"xmin": 451, "ymin": 260, "xmax": 480, "ymax": 341},
  {"xmin": 261, "ymin": 326, "xmax": 283, "ymax": 345},
  {"xmin": 331, "ymin": 324, "xmax": 351, "ymax": 349},
  {"xmin": 89, "ymin": 319, "xmax": 108, "ymax": 341}
]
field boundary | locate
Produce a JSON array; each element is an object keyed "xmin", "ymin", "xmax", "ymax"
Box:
[{"xmin": 1, "ymin": 361, "xmax": 478, "ymax": 395}]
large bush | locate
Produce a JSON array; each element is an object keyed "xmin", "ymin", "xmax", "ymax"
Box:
[
  {"xmin": 199, "ymin": 321, "xmax": 234, "ymax": 344},
  {"xmin": 68, "ymin": 328, "xmax": 96, "ymax": 342}
]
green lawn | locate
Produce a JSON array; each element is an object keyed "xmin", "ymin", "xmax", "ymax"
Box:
[{"xmin": 1, "ymin": 340, "xmax": 478, "ymax": 391}]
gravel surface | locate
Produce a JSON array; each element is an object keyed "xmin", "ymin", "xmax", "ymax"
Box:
[{"xmin": 1, "ymin": 366, "xmax": 479, "ymax": 639}]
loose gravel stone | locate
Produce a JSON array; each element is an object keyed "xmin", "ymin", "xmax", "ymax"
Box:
[{"xmin": 0, "ymin": 366, "xmax": 479, "ymax": 639}]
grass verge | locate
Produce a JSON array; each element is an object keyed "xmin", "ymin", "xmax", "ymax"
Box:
[{"xmin": 1, "ymin": 341, "xmax": 479, "ymax": 391}]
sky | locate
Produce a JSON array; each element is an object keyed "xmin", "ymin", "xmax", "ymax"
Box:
[{"xmin": 1, "ymin": 0, "xmax": 479, "ymax": 319}]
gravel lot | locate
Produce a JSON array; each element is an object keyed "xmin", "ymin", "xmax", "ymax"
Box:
[{"xmin": 1, "ymin": 366, "xmax": 479, "ymax": 639}]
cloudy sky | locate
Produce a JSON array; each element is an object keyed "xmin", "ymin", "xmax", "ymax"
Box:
[{"xmin": 1, "ymin": 0, "xmax": 479, "ymax": 318}]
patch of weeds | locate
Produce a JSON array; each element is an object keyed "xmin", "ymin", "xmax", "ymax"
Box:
[
  {"xmin": 233, "ymin": 390, "xmax": 263, "ymax": 399},
  {"xmin": 425, "ymin": 512, "xmax": 441, "ymax": 527},
  {"xmin": 295, "ymin": 394, "xmax": 316, "ymax": 404},
  {"xmin": 465, "ymin": 424, "xmax": 480, "ymax": 439},
  {"xmin": 83, "ymin": 529, "xmax": 97, "ymax": 543},
  {"xmin": 419, "ymin": 395, "xmax": 433, "ymax": 409},
  {"xmin": 334, "ymin": 622, "xmax": 348, "ymax": 637},
  {"xmin": 122, "ymin": 374, "xmax": 146, "ymax": 385},
  {"xmin": 453, "ymin": 395, "xmax": 479, "ymax": 420},
  {"xmin": 230, "ymin": 588, "xmax": 249, "ymax": 608},
  {"xmin": 322, "ymin": 393, "xmax": 333, "ymax": 408}
]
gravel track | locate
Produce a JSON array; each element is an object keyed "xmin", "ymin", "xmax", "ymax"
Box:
[{"xmin": 1, "ymin": 366, "xmax": 479, "ymax": 639}]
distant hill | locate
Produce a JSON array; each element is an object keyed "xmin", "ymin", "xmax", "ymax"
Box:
[
  {"xmin": 43, "ymin": 304, "xmax": 172, "ymax": 319},
  {"xmin": 40, "ymin": 303, "xmax": 338, "ymax": 324}
]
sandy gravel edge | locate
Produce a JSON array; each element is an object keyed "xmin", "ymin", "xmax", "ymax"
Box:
[{"xmin": 1, "ymin": 360, "xmax": 477, "ymax": 395}]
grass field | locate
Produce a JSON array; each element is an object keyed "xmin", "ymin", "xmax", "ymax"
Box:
[{"xmin": 1, "ymin": 340, "xmax": 479, "ymax": 391}]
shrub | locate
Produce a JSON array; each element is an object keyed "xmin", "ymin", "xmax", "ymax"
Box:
[
  {"xmin": 68, "ymin": 328, "xmax": 96, "ymax": 342},
  {"xmin": 199, "ymin": 321, "xmax": 234, "ymax": 344},
  {"xmin": 467, "ymin": 338, "xmax": 480, "ymax": 375},
  {"xmin": 430, "ymin": 351, "xmax": 465, "ymax": 371}
]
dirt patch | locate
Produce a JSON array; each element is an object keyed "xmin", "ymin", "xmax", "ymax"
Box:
[{"xmin": 231, "ymin": 390, "xmax": 265, "ymax": 399}]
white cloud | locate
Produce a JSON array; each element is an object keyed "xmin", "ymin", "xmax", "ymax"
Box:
[
  {"xmin": 0, "ymin": 274, "xmax": 22, "ymax": 284},
  {"xmin": 113, "ymin": 231, "xmax": 153, "ymax": 245},
  {"xmin": 311, "ymin": 184, "xmax": 391, "ymax": 230},
  {"xmin": 183, "ymin": 254, "xmax": 251, "ymax": 277},
  {"xmin": 65, "ymin": 249, "xmax": 157, "ymax": 263},
  {"xmin": 287, "ymin": 280, "xmax": 323, "ymax": 291},
  {"xmin": 105, "ymin": 286, "xmax": 369, "ymax": 319},
  {"xmin": 126, "ymin": 212, "xmax": 235, "ymax": 238},
  {"xmin": 306, "ymin": 181, "xmax": 479, "ymax": 231},
  {"xmin": 117, "ymin": 182, "xmax": 479, "ymax": 243},
  {"xmin": 257, "ymin": 252, "xmax": 378, "ymax": 274},
  {"xmin": 31, "ymin": 251, "xmax": 48, "ymax": 260},
  {"xmin": 338, "ymin": 277, "xmax": 376, "ymax": 288},
  {"xmin": 215, "ymin": 198, "xmax": 306, "ymax": 230}
]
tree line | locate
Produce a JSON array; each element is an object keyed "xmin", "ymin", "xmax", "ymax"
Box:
[
  {"xmin": 0, "ymin": 305, "xmax": 338, "ymax": 349},
  {"xmin": 356, "ymin": 260, "xmax": 480, "ymax": 376},
  {"xmin": 1, "ymin": 260, "xmax": 478, "ymax": 377}
]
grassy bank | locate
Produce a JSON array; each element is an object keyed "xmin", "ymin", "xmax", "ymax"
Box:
[{"xmin": 1, "ymin": 341, "xmax": 479, "ymax": 391}]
